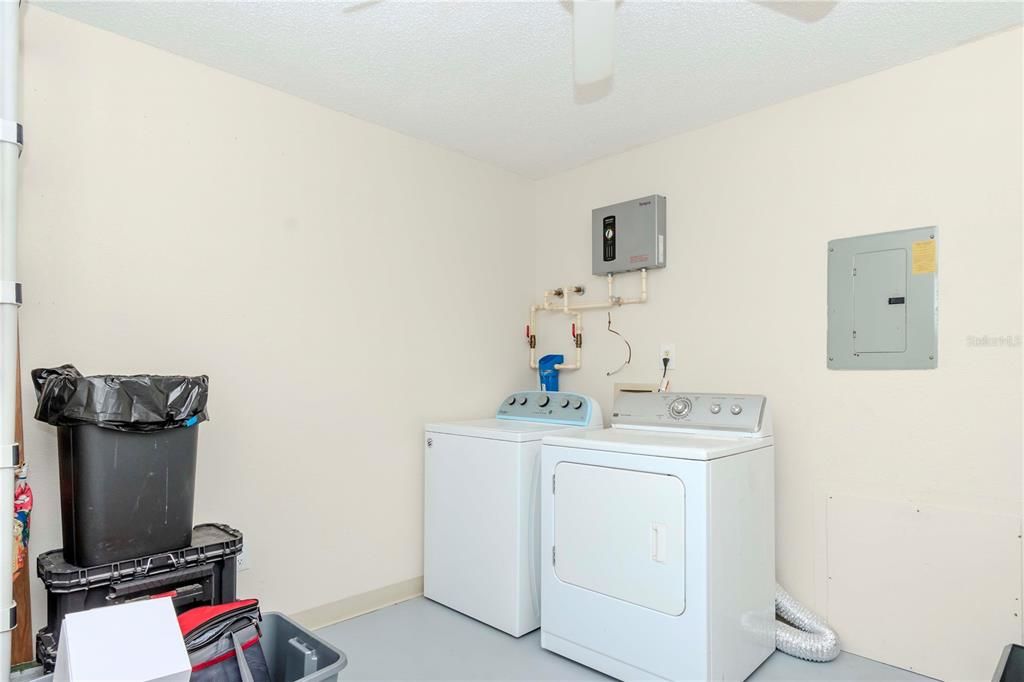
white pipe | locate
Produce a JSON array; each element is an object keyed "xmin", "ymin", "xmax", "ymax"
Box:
[
  {"xmin": 528, "ymin": 304, "xmax": 539, "ymax": 369},
  {"xmin": 554, "ymin": 311, "xmax": 581, "ymax": 371},
  {"xmin": 616, "ymin": 267, "xmax": 647, "ymax": 305},
  {"xmin": 526, "ymin": 269, "xmax": 648, "ymax": 373},
  {"xmin": 540, "ymin": 269, "xmax": 647, "ymax": 311},
  {"xmin": 0, "ymin": 2, "xmax": 19, "ymax": 678}
]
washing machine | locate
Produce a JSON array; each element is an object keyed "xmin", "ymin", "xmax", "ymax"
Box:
[
  {"xmin": 424, "ymin": 391, "xmax": 602, "ymax": 637},
  {"xmin": 540, "ymin": 391, "xmax": 775, "ymax": 681}
]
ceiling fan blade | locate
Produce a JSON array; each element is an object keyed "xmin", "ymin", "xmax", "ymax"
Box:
[
  {"xmin": 753, "ymin": 1, "xmax": 838, "ymax": 23},
  {"xmin": 573, "ymin": 0, "xmax": 615, "ymax": 85}
]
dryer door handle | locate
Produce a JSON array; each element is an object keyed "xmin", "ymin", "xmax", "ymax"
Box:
[{"xmin": 650, "ymin": 523, "xmax": 667, "ymax": 563}]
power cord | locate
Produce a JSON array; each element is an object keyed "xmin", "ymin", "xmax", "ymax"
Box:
[
  {"xmin": 605, "ymin": 312, "xmax": 632, "ymax": 376},
  {"xmin": 658, "ymin": 356, "xmax": 670, "ymax": 392}
]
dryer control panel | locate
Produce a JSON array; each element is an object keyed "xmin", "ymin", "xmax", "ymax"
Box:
[
  {"xmin": 611, "ymin": 392, "xmax": 769, "ymax": 436},
  {"xmin": 496, "ymin": 392, "xmax": 600, "ymax": 427}
]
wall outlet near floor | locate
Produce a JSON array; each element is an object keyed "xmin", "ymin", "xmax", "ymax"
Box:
[
  {"xmin": 236, "ymin": 550, "xmax": 250, "ymax": 572},
  {"xmin": 659, "ymin": 343, "xmax": 676, "ymax": 370}
]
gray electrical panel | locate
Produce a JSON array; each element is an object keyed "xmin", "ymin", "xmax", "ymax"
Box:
[
  {"xmin": 827, "ymin": 226, "xmax": 938, "ymax": 370},
  {"xmin": 592, "ymin": 195, "xmax": 666, "ymax": 275}
]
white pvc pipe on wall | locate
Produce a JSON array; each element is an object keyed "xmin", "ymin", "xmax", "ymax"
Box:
[
  {"xmin": 528, "ymin": 269, "xmax": 647, "ymax": 373},
  {"xmin": 0, "ymin": 2, "xmax": 20, "ymax": 678}
]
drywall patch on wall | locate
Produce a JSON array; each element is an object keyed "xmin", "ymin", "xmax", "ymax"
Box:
[{"xmin": 826, "ymin": 494, "xmax": 1021, "ymax": 680}]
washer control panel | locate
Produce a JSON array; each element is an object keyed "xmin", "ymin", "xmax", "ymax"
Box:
[
  {"xmin": 496, "ymin": 391, "xmax": 596, "ymax": 426},
  {"xmin": 611, "ymin": 392, "xmax": 768, "ymax": 435}
]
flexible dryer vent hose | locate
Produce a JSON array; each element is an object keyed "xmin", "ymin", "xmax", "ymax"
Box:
[{"xmin": 775, "ymin": 584, "xmax": 841, "ymax": 662}]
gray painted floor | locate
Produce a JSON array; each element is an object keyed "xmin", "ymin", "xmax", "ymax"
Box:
[{"xmin": 318, "ymin": 597, "xmax": 932, "ymax": 681}]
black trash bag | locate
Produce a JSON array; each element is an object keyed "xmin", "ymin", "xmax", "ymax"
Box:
[{"xmin": 32, "ymin": 364, "xmax": 209, "ymax": 432}]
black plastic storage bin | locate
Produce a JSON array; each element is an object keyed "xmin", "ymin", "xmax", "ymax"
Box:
[
  {"xmin": 36, "ymin": 523, "xmax": 241, "ymax": 672},
  {"xmin": 57, "ymin": 424, "xmax": 199, "ymax": 566}
]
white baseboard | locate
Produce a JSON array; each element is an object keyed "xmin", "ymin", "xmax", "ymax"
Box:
[{"xmin": 289, "ymin": 576, "xmax": 424, "ymax": 631}]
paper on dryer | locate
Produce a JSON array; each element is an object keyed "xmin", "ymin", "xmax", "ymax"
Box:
[{"xmin": 53, "ymin": 597, "xmax": 190, "ymax": 682}]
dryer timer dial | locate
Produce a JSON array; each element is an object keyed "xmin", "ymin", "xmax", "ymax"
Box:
[{"xmin": 668, "ymin": 397, "xmax": 692, "ymax": 419}]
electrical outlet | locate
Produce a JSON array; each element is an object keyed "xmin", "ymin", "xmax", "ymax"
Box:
[
  {"xmin": 660, "ymin": 343, "xmax": 676, "ymax": 370},
  {"xmin": 236, "ymin": 550, "xmax": 250, "ymax": 572}
]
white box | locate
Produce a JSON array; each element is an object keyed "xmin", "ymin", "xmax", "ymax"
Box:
[{"xmin": 54, "ymin": 597, "xmax": 190, "ymax": 682}]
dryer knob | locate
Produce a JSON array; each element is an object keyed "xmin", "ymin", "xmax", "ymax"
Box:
[
  {"xmin": 730, "ymin": 404, "xmax": 743, "ymax": 415},
  {"xmin": 572, "ymin": 400, "xmax": 583, "ymax": 410},
  {"xmin": 538, "ymin": 396, "xmax": 550, "ymax": 407},
  {"xmin": 560, "ymin": 398, "xmax": 570, "ymax": 408},
  {"xmin": 518, "ymin": 396, "xmax": 528, "ymax": 406},
  {"xmin": 668, "ymin": 397, "xmax": 692, "ymax": 419},
  {"xmin": 710, "ymin": 403, "xmax": 722, "ymax": 414},
  {"xmin": 506, "ymin": 396, "xmax": 517, "ymax": 406}
]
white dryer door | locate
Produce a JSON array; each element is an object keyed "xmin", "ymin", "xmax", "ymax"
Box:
[{"xmin": 553, "ymin": 462, "xmax": 686, "ymax": 616}]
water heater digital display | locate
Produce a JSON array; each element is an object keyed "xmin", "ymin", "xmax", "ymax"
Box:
[
  {"xmin": 602, "ymin": 215, "xmax": 616, "ymax": 262},
  {"xmin": 592, "ymin": 195, "xmax": 666, "ymax": 275}
]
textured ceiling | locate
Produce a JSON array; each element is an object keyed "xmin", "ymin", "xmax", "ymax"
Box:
[{"xmin": 39, "ymin": 1, "xmax": 1023, "ymax": 178}]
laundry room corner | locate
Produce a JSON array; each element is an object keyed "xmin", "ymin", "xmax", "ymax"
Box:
[
  {"xmin": 2, "ymin": 1, "xmax": 1021, "ymax": 680},
  {"xmin": 528, "ymin": 26, "xmax": 1023, "ymax": 682},
  {"xmin": 17, "ymin": 3, "xmax": 537, "ymax": 641}
]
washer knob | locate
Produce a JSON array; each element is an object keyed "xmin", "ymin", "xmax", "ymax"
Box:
[
  {"xmin": 560, "ymin": 398, "xmax": 570, "ymax": 408},
  {"xmin": 730, "ymin": 404, "xmax": 743, "ymax": 415},
  {"xmin": 506, "ymin": 396, "xmax": 517, "ymax": 406},
  {"xmin": 572, "ymin": 399, "xmax": 583, "ymax": 410},
  {"xmin": 710, "ymin": 403, "xmax": 721, "ymax": 415},
  {"xmin": 538, "ymin": 396, "xmax": 550, "ymax": 407},
  {"xmin": 668, "ymin": 397, "xmax": 692, "ymax": 419},
  {"xmin": 518, "ymin": 396, "xmax": 528, "ymax": 406}
]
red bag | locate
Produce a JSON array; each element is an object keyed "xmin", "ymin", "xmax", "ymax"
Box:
[{"xmin": 178, "ymin": 599, "xmax": 271, "ymax": 682}]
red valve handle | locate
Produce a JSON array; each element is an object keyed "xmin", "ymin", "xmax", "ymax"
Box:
[{"xmin": 571, "ymin": 323, "xmax": 576, "ymax": 339}]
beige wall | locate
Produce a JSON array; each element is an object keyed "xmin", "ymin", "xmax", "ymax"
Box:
[
  {"xmin": 19, "ymin": 6, "xmax": 534, "ymax": 631},
  {"xmin": 16, "ymin": 6, "xmax": 1024, "ymax": 680},
  {"xmin": 532, "ymin": 27, "xmax": 1022, "ymax": 680}
]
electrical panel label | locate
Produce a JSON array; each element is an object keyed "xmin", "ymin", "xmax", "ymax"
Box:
[{"xmin": 911, "ymin": 240, "xmax": 936, "ymax": 274}]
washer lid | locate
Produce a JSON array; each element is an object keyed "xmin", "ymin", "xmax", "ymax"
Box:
[
  {"xmin": 543, "ymin": 427, "xmax": 773, "ymax": 460},
  {"xmin": 426, "ymin": 418, "xmax": 587, "ymax": 443}
]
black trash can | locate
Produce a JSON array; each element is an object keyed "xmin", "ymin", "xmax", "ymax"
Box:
[
  {"xmin": 33, "ymin": 364, "xmax": 209, "ymax": 567},
  {"xmin": 57, "ymin": 425, "xmax": 199, "ymax": 566}
]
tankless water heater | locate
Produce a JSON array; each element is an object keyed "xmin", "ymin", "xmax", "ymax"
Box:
[{"xmin": 592, "ymin": 195, "xmax": 666, "ymax": 275}]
